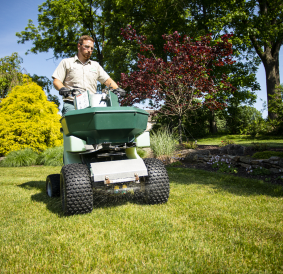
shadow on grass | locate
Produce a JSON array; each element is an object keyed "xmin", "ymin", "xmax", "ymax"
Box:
[
  {"xmin": 167, "ymin": 167, "xmax": 283, "ymax": 198},
  {"xmin": 18, "ymin": 180, "xmax": 140, "ymax": 217}
]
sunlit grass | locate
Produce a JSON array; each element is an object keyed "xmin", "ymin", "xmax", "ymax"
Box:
[
  {"xmin": 0, "ymin": 166, "xmax": 282, "ymax": 273},
  {"xmin": 197, "ymin": 134, "xmax": 283, "ymax": 147}
]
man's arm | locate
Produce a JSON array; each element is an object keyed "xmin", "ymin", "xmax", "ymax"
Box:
[
  {"xmin": 103, "ymin": 78, "xmax": 119, "ymax": 89},
  {"xmin": 53, "ymin": 78, "xmax": 65, "ymax": 91}
]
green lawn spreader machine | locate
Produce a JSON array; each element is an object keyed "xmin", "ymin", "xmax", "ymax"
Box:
[{"xmin": 46, "ymin": 89, "xmax": 170, "ymax": 215}]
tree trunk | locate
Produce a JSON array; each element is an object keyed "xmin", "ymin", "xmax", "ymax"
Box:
[
  {"xmin": 178, "ymin": 115, "xmax": 182, "ymax": 144},
  {"xmin": 209, "ymin": 110, "xmax": 218, "ymax": 134},
  {"xmin": 262, "ymin": 51, "xmax": 280, "ymax": 120}
]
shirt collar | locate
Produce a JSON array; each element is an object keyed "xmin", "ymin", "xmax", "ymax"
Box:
[{"xmin": 74, "ymin": 55, "xmax": 91, "ymax": 65}]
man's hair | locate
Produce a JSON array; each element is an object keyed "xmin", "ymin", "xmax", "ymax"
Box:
[{"xmin": 78, "ymin": 35, "xmax": 94, "ymax": 44}]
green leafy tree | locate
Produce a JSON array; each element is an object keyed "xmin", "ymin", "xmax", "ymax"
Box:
[
  {"xmin": 0, "ymin": 81, "xmax": 62, "ymax": 156},
  {"xmin": 0, "ymin": 53, "xmax": 60, "ymax": 107},
  {"xmin": 0, "ymin": 53, "xmax": 23, "ymax": 102},
  {"xmin": 227, "ymin": 105, "xmax": 263, "ymax": 134},
  {"xmin": 187, "ymin": 0, "xmax": 283, "ymax": 120},
  {"xmin": 16, "ymin": 0, "xmax": 188, "ymax": 81},
  {"xmin": 267, "ymin": 84, "xmax": 283, "ymax": 133},
  {"xmin": 184, "ymin": 0, "xmax": 261, "ymax": 133}
]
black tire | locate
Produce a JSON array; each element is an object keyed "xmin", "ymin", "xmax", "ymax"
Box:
[
  {"xmin": 143, "ymin": 158, "xmax": 170, "ymax": 204},
  {"xmin": 60, "ymin": 163, "xmax": 93, "ymax": 215},
  {"xmin": 46, "ymin": 174, "xmax": 60, "ymax": 197}
]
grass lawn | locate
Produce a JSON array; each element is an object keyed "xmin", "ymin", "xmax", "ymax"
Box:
[
  {"xmin": 197, "ymin": 134, "xmax": 283, "ymax": 147},
  {"xmin": 0, "ymin": 166, "xmax": 283, "ymax": 273}
]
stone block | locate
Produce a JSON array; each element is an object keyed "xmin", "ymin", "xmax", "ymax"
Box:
[
  {"xmin": 239, "ymin": 156, "xmax": 251, "ymax": 164},
  {"xmin": 220, "ymin": 144, "xmax": 246, "ymax": 156},
  {"xmin": 240, "ymin": 163, "xmax": 251, "ymax": 168},
  {"xmin": 269, "ymin": 156, "xmax": 280, "ymax": 160},
  {"xmin": 269, "ymin": 168, "xmax": 280, "ymax": 174}
]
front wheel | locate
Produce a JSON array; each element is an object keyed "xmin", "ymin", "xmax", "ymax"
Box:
[
  {"xmin": 60, "ymin": 163, "xmax": 93, "ymax": 215},
  {"xmin": 143, "ymin": 158, "xmax": 170, "ymax": 204}
]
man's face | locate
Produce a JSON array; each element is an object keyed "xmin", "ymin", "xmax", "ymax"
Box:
[{"xmin": 78, "ymin": 40, "xmax": 94, "ymax": 60}]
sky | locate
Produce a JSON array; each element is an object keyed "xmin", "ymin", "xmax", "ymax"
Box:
[{"xmin": 1, "ymin": 0, "xmax": 282, "ymax": 118}]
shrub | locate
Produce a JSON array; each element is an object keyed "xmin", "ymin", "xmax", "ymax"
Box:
[
  {"xmin": 150, "ymin": 128, "xmax": 177, "ymax": 158},
  {"xmin": 252, "ymin": 151, "xmax": 283, "ymax": 159},
  {"xmin": 0, "ymin": 82, "xmax": 63, "ymax": 156},
  {"xmin": 0, "ymin": 148, "xmax": 38, "ymax": 167},
  {"xmin": 37, "ymin": 146, "xmax": 64, "ymax": 166},
  {"xmin": 183, "ymin": 141, "xmax": 198, "ymax": 149},
  {"xmin": 219, "ymin": 139, "xmax": 235, "ymax": 147},
  {"xmin": 251, "ymin": 142, "xmax": 270, "ymax": 152}
]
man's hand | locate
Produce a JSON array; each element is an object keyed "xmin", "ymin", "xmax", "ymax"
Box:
[
  {"xmin": 59, "ymin": 87, "xmax": 71, "ymax": 97},
  {"xmin": 113, "ymin": 88, "xmax": 126, "ymax": 97}
]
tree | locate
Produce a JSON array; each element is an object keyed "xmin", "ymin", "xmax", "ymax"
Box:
[
  {"xmin": 267, "ymin": 84, "xmax": 283, "ymax": 133},
  {"xmin": 0, "ymin": 53, "xmax": 60, "ymax": 107},
  {"xmin": 0, "ymin": 53, "xmax": 23, "ymax": 102},
  {"xmin": 0, "ymin": 81, "xmax": 63, "ymax": 156},
  {"xmin": 187, "ymin": 0, "xmax": 283, "ymax": 120},
  {"xmin": 119, "ymin": 27, "xmax": 235, "ymax": 143},
  {"xmin": 183, "ymin": 0, "xmax": 261, "ymax": 133},
  {"xmin": 226, "ymin": 0, "xmax": 283, "ymax": 120},
  {"xmin": 16, "ymin": 0, "xmax": 188, "ymax": 81}
]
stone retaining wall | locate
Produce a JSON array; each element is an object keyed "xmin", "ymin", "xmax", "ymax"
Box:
[{"xmin": 183, "ymin": 150, "xmax": 283, "ymax": 174}]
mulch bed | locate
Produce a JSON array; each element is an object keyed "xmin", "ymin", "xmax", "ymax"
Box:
[{"xmin": 176, "ymin": 145, "xmax": 283, "ymax": 187}]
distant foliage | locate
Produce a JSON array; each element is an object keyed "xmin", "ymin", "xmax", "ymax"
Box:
[
  {"xmin": 0, "ymin": 148, "xmax": 38, "ymax": 167},
  {"xmin": 0, "ymin": 82, "xmax": 62, "ymax": 156},
  {"xmin": 0, "ymin": 53, "xmax": 23, "ymax": 102}
]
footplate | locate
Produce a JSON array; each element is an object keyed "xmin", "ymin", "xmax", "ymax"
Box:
[{"xmin": 90, "ymin": 159, "xmax": 148, "ymax": 184}]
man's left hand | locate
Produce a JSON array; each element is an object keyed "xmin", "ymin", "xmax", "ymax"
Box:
[{"xmin": 113, "ymin": 88, "xmax": 126, "ymax": 97}]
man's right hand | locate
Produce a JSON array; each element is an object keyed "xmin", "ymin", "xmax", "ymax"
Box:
[{"xmin": 59, "ymin": 87, "xmax": 71, "ymax": 97}]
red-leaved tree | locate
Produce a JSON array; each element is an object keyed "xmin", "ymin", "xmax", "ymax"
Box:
[{"xmin": 119, "ymin": 26, "xmax": 236, "ymax": 143}]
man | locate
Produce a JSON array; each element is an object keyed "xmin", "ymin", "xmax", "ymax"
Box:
[{"xmin": 52, "ymin": 35, "xmax": 124, "ymax": 115}]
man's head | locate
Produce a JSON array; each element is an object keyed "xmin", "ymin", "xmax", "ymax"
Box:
[{"xmin": 77, "ymin": 35, "xmax": 94, "ymax": 62}]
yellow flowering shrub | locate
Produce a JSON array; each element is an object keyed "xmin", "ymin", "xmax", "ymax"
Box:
[{"xmin": 0, "ymin": 82, "xmax": 62, "ymax": 156}]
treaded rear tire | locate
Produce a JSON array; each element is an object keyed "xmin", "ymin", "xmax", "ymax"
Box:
[
  {"xmin": 60, "ymin": 163, "xmax": 93, "ymax": 215},
  {"xmin": 46, "ymin": 174, "xmax": 60, "ymax": 197},
  {"xmin": 143, "ymin": 158, "xmax": 170, "ymax": 204}
]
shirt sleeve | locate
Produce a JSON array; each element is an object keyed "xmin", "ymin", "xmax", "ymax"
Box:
[
  {"xmin": 97, "ymin": 64, "xmax": 110, "ymax": 84},
  {"xmin": 52, "ymin": 60, "xmax": 67, "ymax": 83}
]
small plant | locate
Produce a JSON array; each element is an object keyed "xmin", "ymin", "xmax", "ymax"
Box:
[
  {"xmin": 37, "ymin": 146, "xmax": 63, "ymax": 166},
  {"xmin": 0, "ymin": 148, "xmax": 39, "ymax": 167},
  {"xmin": 137, "ymin": 148, "xmax": 147, "ymax": 158},
  {"xmin": 207, "ymin": 155, "xmax": 238, "ymax": 174},
  {"xmin": 251, "ymin": 142, "xmax": 270, "ymax": 152},
  {"xmin": 183, "ymin": 141, "xmax": 198, "ymax": 149},
  {"xmin": 246, "ymin": 166, "xmax": 271, "ymax": 176},
  {"xmin": 219, "ymin": 139, "xmax": 235, "ymax": 147}
]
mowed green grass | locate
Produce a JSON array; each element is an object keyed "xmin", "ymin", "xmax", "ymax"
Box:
[
  {"xmin": 0, "ymin": 166, "xmax": 283, "ymax": 273},
  {"xmin": 197, "ymin": 134, "xmax": 283, "ymax": 147}
]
